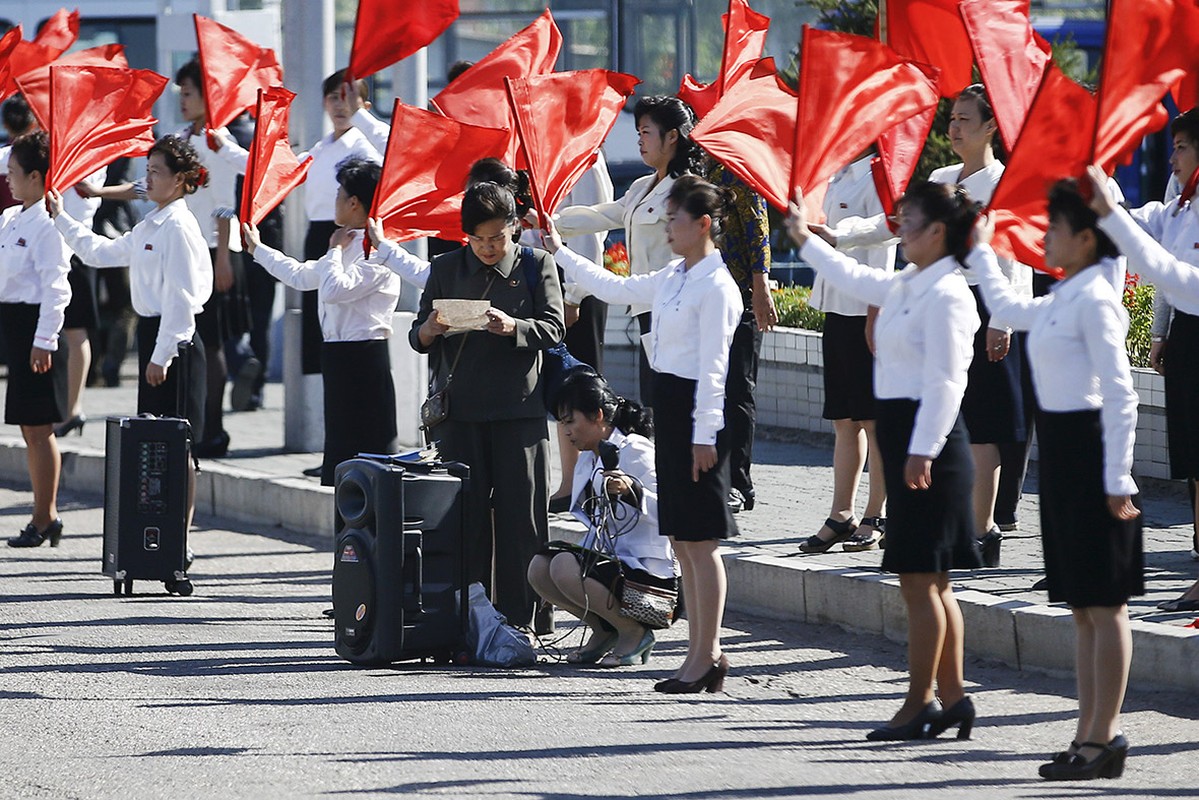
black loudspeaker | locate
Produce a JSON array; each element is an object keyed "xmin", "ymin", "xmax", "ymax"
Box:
[
  {"xmin": 332, "ymin": 457, "xmax": 469, "ymax": 665},
  {"xmin": 103, "ymin": 416, "xmax": 194, "ymax": 596}
]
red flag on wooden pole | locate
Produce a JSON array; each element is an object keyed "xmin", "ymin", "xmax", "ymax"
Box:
[
  {"xmin": 15, "ymin": 44, "xmax": 128, "ymax": 130},
  {"xmin": 240, "ymin": 86, "xmax": 312, "ymax": 227},
  {"xmin": 47, "ymin": 64, "xmax": 167, "ymax": 194},
  {"xmin": 432, "ymin": 9, "xmax": 561, "ymax": 167},
  {"xmin": 506, "ymin": 70, "xmax": 640, "ymax": 215},
  {"xmin": 678, "ymin": 0, "xmax": 770, "ymax": 119},
  {"xmin": 194, "ymin": 15, "xmax": 283, "ymax": 131},
  {"xmin": 348, "ymin": 0, "xmax": 458, "ymax": 80},
  {"xmin": 959, "ymin": 0, "xmax": 1051, "ymax": 153},
  {"xmin": 371, "ymin": 100, "xmax": 509, "ymax": 244},
  {"xmin": 32, "ymin": 8, "xmax": 79, "ymax": 52}
]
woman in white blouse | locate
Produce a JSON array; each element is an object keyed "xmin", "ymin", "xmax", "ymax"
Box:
[
  {"xmin": 973, "ymin": 173, "xmax": 1141, "ymax": 781},
  {"xmin": 528, "ymin": 372, "xmax": 677, "ymax": 666},
  {"xmin": 244, "ymin": 158, "xmax": 401, "ymax": 486},
  {"xmin": 2, "ymin": 131, "xmax": 71, "ymax": 548},
  {"xmin": 50, "ymin": 135, "xmax": 212, "ymax": 532},
  {"xmin": 788, "ymin": 181, "xmax": 983, "ymax": 741},
  {"xmin": 554, "ymin": 96, "xmax": 702, "ymax": 407},
  {"xmin": 544, "ymin": 175, "xmax": 743, "ymax": 694}
]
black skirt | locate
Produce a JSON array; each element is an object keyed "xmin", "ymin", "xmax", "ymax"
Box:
[
  {"xmin": 1164, "ymin": 309, "xmax": 1199, "ymax": 480},
  {"xmin": 62, "ymin": 256, "xmax": 99, "ymax": 330},
  {"xmin": 821, "ymin": 312, "xmax": 876, "ymax": 421},
  {"xmin": 1037, "ymin": 408, "xmax": 1144, "ymax": 607},
  {"xmin": 961, "ymin": 286, "xmax": 1026, "ymax": 444},
  {"xmin": 876, "ymin": 398, "xmax": 981, "ymax": 573},
  {"xmin": 0, "ymin": 302, "xmax": 67, "ymax": 426},
  {"xmin": 136, "ymin": 316, "xmax": 206, "ymax": 441},
  {"xmin": 651, "ymin": 371, "xmax": 738, "ymax": 541},
  {"xmin": 320, "ymin": 339, "xmax": 399, "ymax": 486}
]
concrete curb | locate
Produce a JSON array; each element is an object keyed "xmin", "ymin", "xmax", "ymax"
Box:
[{"xmin": 6, "ymin": 438, "xmax": 1197, "ymax": 694}]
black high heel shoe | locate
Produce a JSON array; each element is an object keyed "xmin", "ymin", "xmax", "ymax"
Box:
[
  {"xmin": 866, "ymin": 701, "xmax": 942, "ymax": 741},
  {"xmin": 53, "ymin": 414, "xmax": 86, "ymax": 437},
  {"xmin": 977, "ymin": 527, "xmax": 1003, "ymax": 567},
  {"xmin": 7, "ymin": 518, "xmax": 64, "ymax": 548},
  {"xmin": 1039, "ymin": 734, "xmax": 1128, "ymax": 780},
  {"xmin": 925, "ymin": 696, "xmax": 975, "ymax": 739},
  {"xmin": 659, "ymin": 654, "xmax": 729, "ymax": 694}
]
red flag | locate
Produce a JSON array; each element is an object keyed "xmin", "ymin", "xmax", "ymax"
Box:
[
  {"xmin": 987, "ymin": 65, "xmax": 1095, "ymax": 276},
  {"xmin": 959, "ymin": 0, "xmax": 1051, "ymax": 153},
  {"xmin": 1174, "ymin": 72, "xmax": 1198, "ymax": 113},
  {"xmin": 0, "ymin": 34, "xmax": 60, "ymax": 103},
  {"xmin": 433, "ymin": 10, "xmax": 562, "ymax": 166},
  {"xmin": 32, "ymin": 8, "xmax": 79, "ymax": 52},
  {"xmin": 348, "ymin": 0, "xmax": 458, "ymax": 81},
  {"xmin": 194, "ymin": 15, "xmax": 283, "ymax": 131},
  {"xmin": 15, "ymin": 44, "xmax": 128, "ymax": 130},
  {"xmin": 47, "ymin": 65, "xmax": 168, "ymax": 194},
  {"xmin": 878, "ymin": 0, "xmax": 973, "ymax": 98},
  {"xmin": 240, "ymin": 87, "xmax": 312, "ymax": 227},
  {"xmin": 1093, "ymin": 0, "xmax": 1199, "ymax": 173},
  {"xmin": 678, "ymin": 0, "xmax": 770, "ymax": 119},
  {"xmin": 507, "ymin": 70, "xmax": 640, "ymax": 215},
  {"xmin": 690, "ymin": 59, "xmax": 797, "ymax": 213},
  {"xmin": 875, "ymin": 109, "xmax": 936, "ymax": 217},
  {"xmin": 791, "ymin": 27, "xmax": 941, "ymax": 219},
  {"xmin": 371, "ymin": 100, "xmax": 509, "ymax": 244}
]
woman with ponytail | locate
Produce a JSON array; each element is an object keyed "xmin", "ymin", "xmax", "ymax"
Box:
[
  {"xmin": 544, "ymin": 174, "xmax": 743, "ymax": 694},
  {"xmin": 528, "ymin": 372, "xmax": 677, "ymax": 667},
  {"xmin": 788, "ymin": 180, "xmax": 984, "ymax": 741}
]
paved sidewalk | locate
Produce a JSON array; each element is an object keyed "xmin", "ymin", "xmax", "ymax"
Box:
[{"xmin": 1, "ymin": 372, "xmax": 1197, "ymax": 690}]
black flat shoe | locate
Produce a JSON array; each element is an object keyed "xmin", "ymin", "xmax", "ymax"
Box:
[
  {"xmin": 866, "ymin": 701, "xmax": 942, "ymax": 741},
  {"xmin": 1039, "ymin": 734, "xmax": 1128, "ymax": 780},
  {"xmin": 302, "ymin": 464, "xmax": 324, "ymax": 478},
  {"xmin": 53, "ymin": 414, "xmax": 86, "ymax": 437},
  {"xmin": 654, "ymin": 678, "xmax": 680, "ymax": 692},
  {"xmin": 659, "ymin": 654, "xmax": 729, "ymax": 694},
  {"xmin": 1157, "ymin": 596, "xmax": 1199, "ymax": 612},
  {"xmin": 976, "ymin": 527, "xmax": 1003, "ymax": 567},
  {"xmin": 7, "ymin": 518, "xmax": 64, "ymax": 548},
  {"xmin": 925, "ymin": 696, "xmax": 975, "ymax": 739},
  {"xmin": 548, "ymin": 495, "xmax": 571, "ymax": 513}
]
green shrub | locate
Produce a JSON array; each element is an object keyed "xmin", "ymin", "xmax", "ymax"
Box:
[
  {"xmin": 772, "ymin": 285, "xmax": 825, "ymax": 332},
  {"xmin": 1123, "ymin": 275, "xmax": 1155, "ymax": 369}
]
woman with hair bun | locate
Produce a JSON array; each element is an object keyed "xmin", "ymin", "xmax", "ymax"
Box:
[
  {"xmin": 49, "ymin": 135, "xmax": 212, "ymax": 435},
  {"xmin": 788, "ymin": 180, "xmax": 984, "ymax": 740},
  {"xmin": 554, "ymin": 95, "xmax": 702, "ymax": 408},
  {"xmin": 528, "ymin": 371, "xmax": 678, "ymax": 667},
  {"xmin": 48, "ymin": 134, "xmax": 213, "ymax": 531},
  {"xmin": 544, "ymin": 174, "xmax": 743, "ymax": 694}
]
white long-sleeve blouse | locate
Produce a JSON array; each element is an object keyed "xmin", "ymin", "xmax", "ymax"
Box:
[
  {"xmin": 553, "ymin": 246, "xmax": 742, "ymax": 445},
  {"xmin": 800, "ymin": 236, "xmax": 979, "ymax": 458},
  {"xmin": 969, "ymin": 244, "xmax": 1138, "ymax": 496}
]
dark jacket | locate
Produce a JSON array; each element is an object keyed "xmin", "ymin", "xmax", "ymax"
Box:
[{"xmin": 411, "ymin": 244, "xmax": 565, "ymax": 422}]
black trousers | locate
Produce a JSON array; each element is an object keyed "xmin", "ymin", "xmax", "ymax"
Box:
[
  {"xmin": 725, "ymin": 310, "xmax": 762, "ymax": 499},
  {"xmin": 564, "ymin": 295, "xmax": 607, "ymax": 373},
  {"xmin": 636, "ymin": 312, "xmax": 654, "ymax": 407},
  {"xmin": 432, "ymin": 416, "xmax": 550, "ymax": 627},
  {"xmin": 240, "ymin": 215, "xmax": 280, "ymax": 395},
  {"xmin": 301, "ymin": 221, "xmax": 338, "ymax": 374}
]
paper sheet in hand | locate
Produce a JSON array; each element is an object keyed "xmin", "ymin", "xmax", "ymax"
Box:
[{"xmin": 434, "ymin": 298, "xmax": 491, "ymax": 334}]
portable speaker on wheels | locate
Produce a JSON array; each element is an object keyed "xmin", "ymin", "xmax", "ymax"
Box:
[
  {"xmin": 332, "ymin": 457, "xmax": 470, "ymax": 665},
  {"xmin": 103, "ymin": 415, "xmax": 194, "ymax": 597}
]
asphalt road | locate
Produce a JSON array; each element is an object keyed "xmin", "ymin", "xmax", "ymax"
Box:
[{"xmin": 1, "ymin": 483, "xmax": 1197, "ymax": 800}]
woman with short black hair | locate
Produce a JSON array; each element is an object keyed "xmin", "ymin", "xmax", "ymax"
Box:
[{"xmin": 412, "ymin": 180, "xmax": 566, "ymax": 629}]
